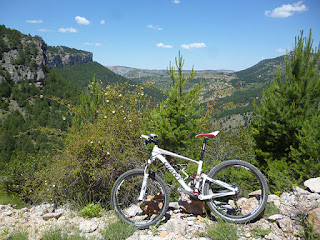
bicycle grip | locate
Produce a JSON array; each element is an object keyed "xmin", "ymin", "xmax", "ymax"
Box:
[{"xmin": 141, "ymin": 134, "xmax": 149, "ymax": 139}]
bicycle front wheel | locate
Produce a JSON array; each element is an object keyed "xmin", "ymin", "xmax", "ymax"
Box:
[
  {"xmin": 110, "ymin": 169, "xmax": 170, "ymax": 229},
  {"xmin": 204, "ymin": 160, "xmax": 268, "ymax": 223}
]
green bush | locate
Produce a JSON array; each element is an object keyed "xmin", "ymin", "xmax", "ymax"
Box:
[
  {"xmin": 0, "ymin": 152, "xmax": 50, "ymax": 203},
  {"xmin": 206, "ymin": 221, "xmax": 238, "ymax": 240},
  {"xmin": 263, "ymin": 202, "xmax": 280, "ymax": 218},
  {"xmin": 30, "ymin": 82, "xmax": 150, "ymax": 207},
  {"xmin": 40, "ymin": 229, "xmax": 86, "ymax": 240},
  {"xmin": 103, "ymin": 221, "xmax": 136, "ymax": 240},
  {"xmin": 0, "ymin": 190, "xmax": 27, "ymax": 209},
  {"xmin": 79, "ymin": 203, "xmax": 102, "ymax": 218},
  {"xmin": 251, "ymin": 227, "xmax": 271, "ymax": 238},
  {"xmin": 6, "ymin": 232, "xmax": 28, "ymax": 240}
]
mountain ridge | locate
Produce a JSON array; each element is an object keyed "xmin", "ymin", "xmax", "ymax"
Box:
[{"xmin": 106, "ymin": 65, "xmax": 235, "ymax": 77}]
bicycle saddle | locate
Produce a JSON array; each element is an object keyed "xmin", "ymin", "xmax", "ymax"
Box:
[{"xmin": 195, "ymin": 131, "xmax": 220, "ymax": 138}]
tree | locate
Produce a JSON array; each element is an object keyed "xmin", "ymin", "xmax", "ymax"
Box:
[
  {"xmin": 251, "ymin": 30, "xmax": 320, "ymax": 190},
  {"xmin": 147, "ymin": 51, "xmax": 205, "ymax": 154}
]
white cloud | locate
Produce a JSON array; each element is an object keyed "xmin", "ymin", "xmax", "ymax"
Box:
[
  {"xmin": 100, "ymin": 20, "xmax": 105, "ymax": 24},
  {"xmin": 181, "ymin": 42, "xmax": 206, "ymax": 50},
  {"xmin": 276, "ymin": 48, "xmax": 286, "ymax": 53},
  {"xmin": 156, "ymin": 43, "xmax": 173, "ymax": 49},
  {"xmin": 59, "ymin": 27, "xmax": 77, "ymax": 33},
  {"xmin": 147, "ymin": 25, "xmax": 163, "ymax": 31},
  {"xmin": 84, "ymin": 42, "xmax": 103, "ymax": 47},
  {"xmin": 26, "ymin": 20, "xmax": 43, "ymax": 24},
  {"xmin": 38, "ymin": 29, "xmax": 54, "ymax": 32},
  {"xmin": 75, "ymin": 16, "xmax": 90, "ymax": 25},
  {"xmin": 172, "ymin": 0, "xmax": 181, "ymax": 3},
  {"xmin": 265, "ymin": 1, "xmax": 307, "ymax": 18}
]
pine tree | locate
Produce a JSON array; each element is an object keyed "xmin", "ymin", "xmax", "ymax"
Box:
[
  {"xmin": 147, "ymin": 51, "xmax": 205, "ymax": 153},
  {"xmin": 251, "ymin": 30, "xmax": 320, "ymax": 190}
]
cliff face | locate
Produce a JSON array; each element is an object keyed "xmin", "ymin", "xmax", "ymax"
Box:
[
  {"xmin": 46, "ymin": 46, "xmax": 93, "ymax": 68},
  {"xmin": 0, "ymin": 26, "xmax": 93, "ymax": 83},
  {"xmin": 0, "ymin": 35, "xmax": 47, "ymax": 83}
]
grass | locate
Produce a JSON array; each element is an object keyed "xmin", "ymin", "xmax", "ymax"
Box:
[
  {"xmin": 6, "ymin": 232, "xmax": 29, "ymax": 240},
  {"xmin": 251, "ymin": 227, "xmax": 271, "ymax": 238},
  {"xmin": 103, "ymin": 220, "xmax": 137, "ymax": 240},
  {"xmin": 40, "ymin": 229, "xmax": 87, "ymax": 240},
  {"xmin": 301, "ymin": 216, "xmax": 320, "ymax": 240},
  {"xmin": 263, "ymin": 202, "xmax": 280, "ymax": 218},
  {"xmin": 0, "ymin": 190, "xmax": 27, "ymax": 209},
  {"xmin": 206, "ymin": 220, "xmax": 238, "ymax": 240}
]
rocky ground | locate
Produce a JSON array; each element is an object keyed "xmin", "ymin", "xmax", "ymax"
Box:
[{"xmin": 0, "ymin": 177, "xmax": 319, "ymax": 240}]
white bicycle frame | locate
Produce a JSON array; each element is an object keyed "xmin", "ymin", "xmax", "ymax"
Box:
[{"xmin": 138, "ymin": 142, "xmax": 238, "ymax": 201}]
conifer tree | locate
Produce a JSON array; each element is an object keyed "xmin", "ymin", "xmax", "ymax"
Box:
[
  {"xmin": 148, "ymin": 51, "xmax": 205, "ymax": 153},
  {"xmin": 251, "ymin": 30, "xmax": 320, "ymax": 190}
]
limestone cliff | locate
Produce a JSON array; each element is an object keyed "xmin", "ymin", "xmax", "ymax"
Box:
[
  {"xmin": 0, "ymin": 25, "xmax": 93, "ymax": 83},
  {"xmin": 46, "ymin": 46, "xmax": 93, "ymax": 68}
]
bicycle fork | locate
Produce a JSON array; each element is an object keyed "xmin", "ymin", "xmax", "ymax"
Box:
[{"xmin": 138, "ymin": 159, "xmax": 152, "ymax": 201}]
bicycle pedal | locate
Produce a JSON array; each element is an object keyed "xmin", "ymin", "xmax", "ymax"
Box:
[{"xmin": 178, "ymin": 187, "xmax": 199, "ymax": 199}]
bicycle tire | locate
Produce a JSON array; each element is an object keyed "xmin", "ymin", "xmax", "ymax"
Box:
[
  {"xmin": 110, "ymin": 169, "xmax": 170, "ymax": 229},
  {"xmin": 204, "ymin": 160, "xmax": 268, "ymax": 223}
]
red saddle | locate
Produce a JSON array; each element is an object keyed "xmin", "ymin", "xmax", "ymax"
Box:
[{"xmin": 195, "ymin": 131, "xmax": 220, "ymax": 138}]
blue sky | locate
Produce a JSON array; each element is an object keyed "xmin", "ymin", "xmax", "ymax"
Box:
[{"xmin": 1, "ymin": 0, "xmax": 320, "ymax": 71}]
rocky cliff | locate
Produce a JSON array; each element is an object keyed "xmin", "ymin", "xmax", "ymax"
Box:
[
  {"xmin": 0, "ymin": 25, "xmax": 93, "ymax": 84},
  {"xmin": 46, "ymin": 46, "xmax": 93, "ymax": 68}
]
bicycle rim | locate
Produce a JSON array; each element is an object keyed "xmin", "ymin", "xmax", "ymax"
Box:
[
  {"xmin": 111, "ymin": 169, "xmax": 169, "ymax": 229},
  {"xmin": 205, "ymin": 160, "xmax": 268, "ymax": 223}
]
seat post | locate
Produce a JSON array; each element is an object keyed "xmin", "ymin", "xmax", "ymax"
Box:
[{"xmin": 199, "ymin": 137, "xmax": 209, "ymax": 161}]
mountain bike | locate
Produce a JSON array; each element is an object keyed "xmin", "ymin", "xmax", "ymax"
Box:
[{"xmin": 110, "ymin": 131, "xmax": 268, "ymax": 229}]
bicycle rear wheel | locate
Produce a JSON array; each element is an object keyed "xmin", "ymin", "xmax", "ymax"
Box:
[
  {"xmin": 111, "ymin": 169, "xmax": 170, "ymax": 229},
  {"xmin": 204, "ymin": 160, "xmax": 268, "ymax": 223}
]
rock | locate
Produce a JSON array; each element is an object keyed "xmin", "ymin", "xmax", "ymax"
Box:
[
  {"xmin": 293, "ymin": 186, "xmax": 310, "ymax": 195},
  {"xmin": 304, "ymin": 178, "xmax": 320, "ymax": 193},
  {"xmin": 249, "ymin": 189, "xmax": 262, "ymax": 197},
  {"xmin": 2, "ymin": 210, "xmax": 13, "ymax": 217},
  {"xmin": 79, "ymin": 220, "xmax": 98, "ymax": 233},
  {"xmin": 268, "ymin": 194, "xmax": 281, "ymax": 208},
  {"xmin": 0, "ymin": 28, "xmax": 93, "ymax": 84},
  {"xmin": 235, "ymin": 197, "xmax": 259, "ymax": 215},
  {"xmin": 0, "ymin": 205, "xmax": 11, "ymax": 210},
  {"xmin": 140, "ymin": 193, "xmax": 164, "ymax": 214},
  {"xmin": 42, "ymin": 212, "xmax": 62, "ymax": 221},
  {"xmin": 159, "ymin": 231, "xmax": 169, "ymax": 237},
  {"xmin": 178, "ymin": 193, "xmax": 206, "ymax": 215},
  {"xmin": 277, "ymin": 216, "xmax": 294, "ymax": 234},
  {"xmin": 46, "ymin": 47, "xmax": 93, "ymax": 68},
  {"xmin": 125, "ymin": 204, "xmax": 142, "ymax": 217},
  {"xmin": 308, "ymin": 205, "xmax": 320, "ymax": 235},
  {"xmin": 159, "ymin": 218, "xmax": 187, "ymax": 235},
  {"xmin": 168, "ymin": 202, "xmax": 180, "ymax": 210},
  {"xmin": 267, "ymin": 214, "xmax": 284, "ymax": 222},
  {"xmin": 30, "ymin": 203, "xmax": 55, "ymax": 216}
]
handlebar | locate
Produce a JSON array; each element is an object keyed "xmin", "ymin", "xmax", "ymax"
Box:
[{"xmin": 140, "ymin": 134, "xmax": 159, "ymax": 145}]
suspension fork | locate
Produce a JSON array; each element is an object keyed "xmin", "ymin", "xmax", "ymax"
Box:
[{"xmin": 138, "ymin": 159, "xmax": 152, "ymax": 201}]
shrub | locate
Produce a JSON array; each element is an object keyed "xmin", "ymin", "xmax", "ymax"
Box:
[
  {"xmin": 40, "ymin": 229, "xmax": 86, "ymax": 240},
  {"xmin": 79, "ymin": 203, "xmax": 102, "ymax": 218},
  {"xmin": 6, "ymin": 232, "xmax": 28, "ymax": 240},
  {"xmin": 103, "ymin": 221, "xmax": 136, "ymax": 240},
  {"xmin": 206, "ymin": 220, "xmax": 238, "ymax": 240},
  {"xmin": 263, "ymin": 202, "xmax": 280, "ymax": 218},
  {"xmin": 30, "ymin": 82, "xmax": 150, "ymax": 207},
  {"xmin": 0, "ymin": 190, "xmax": 27, "ymax": 209}
]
